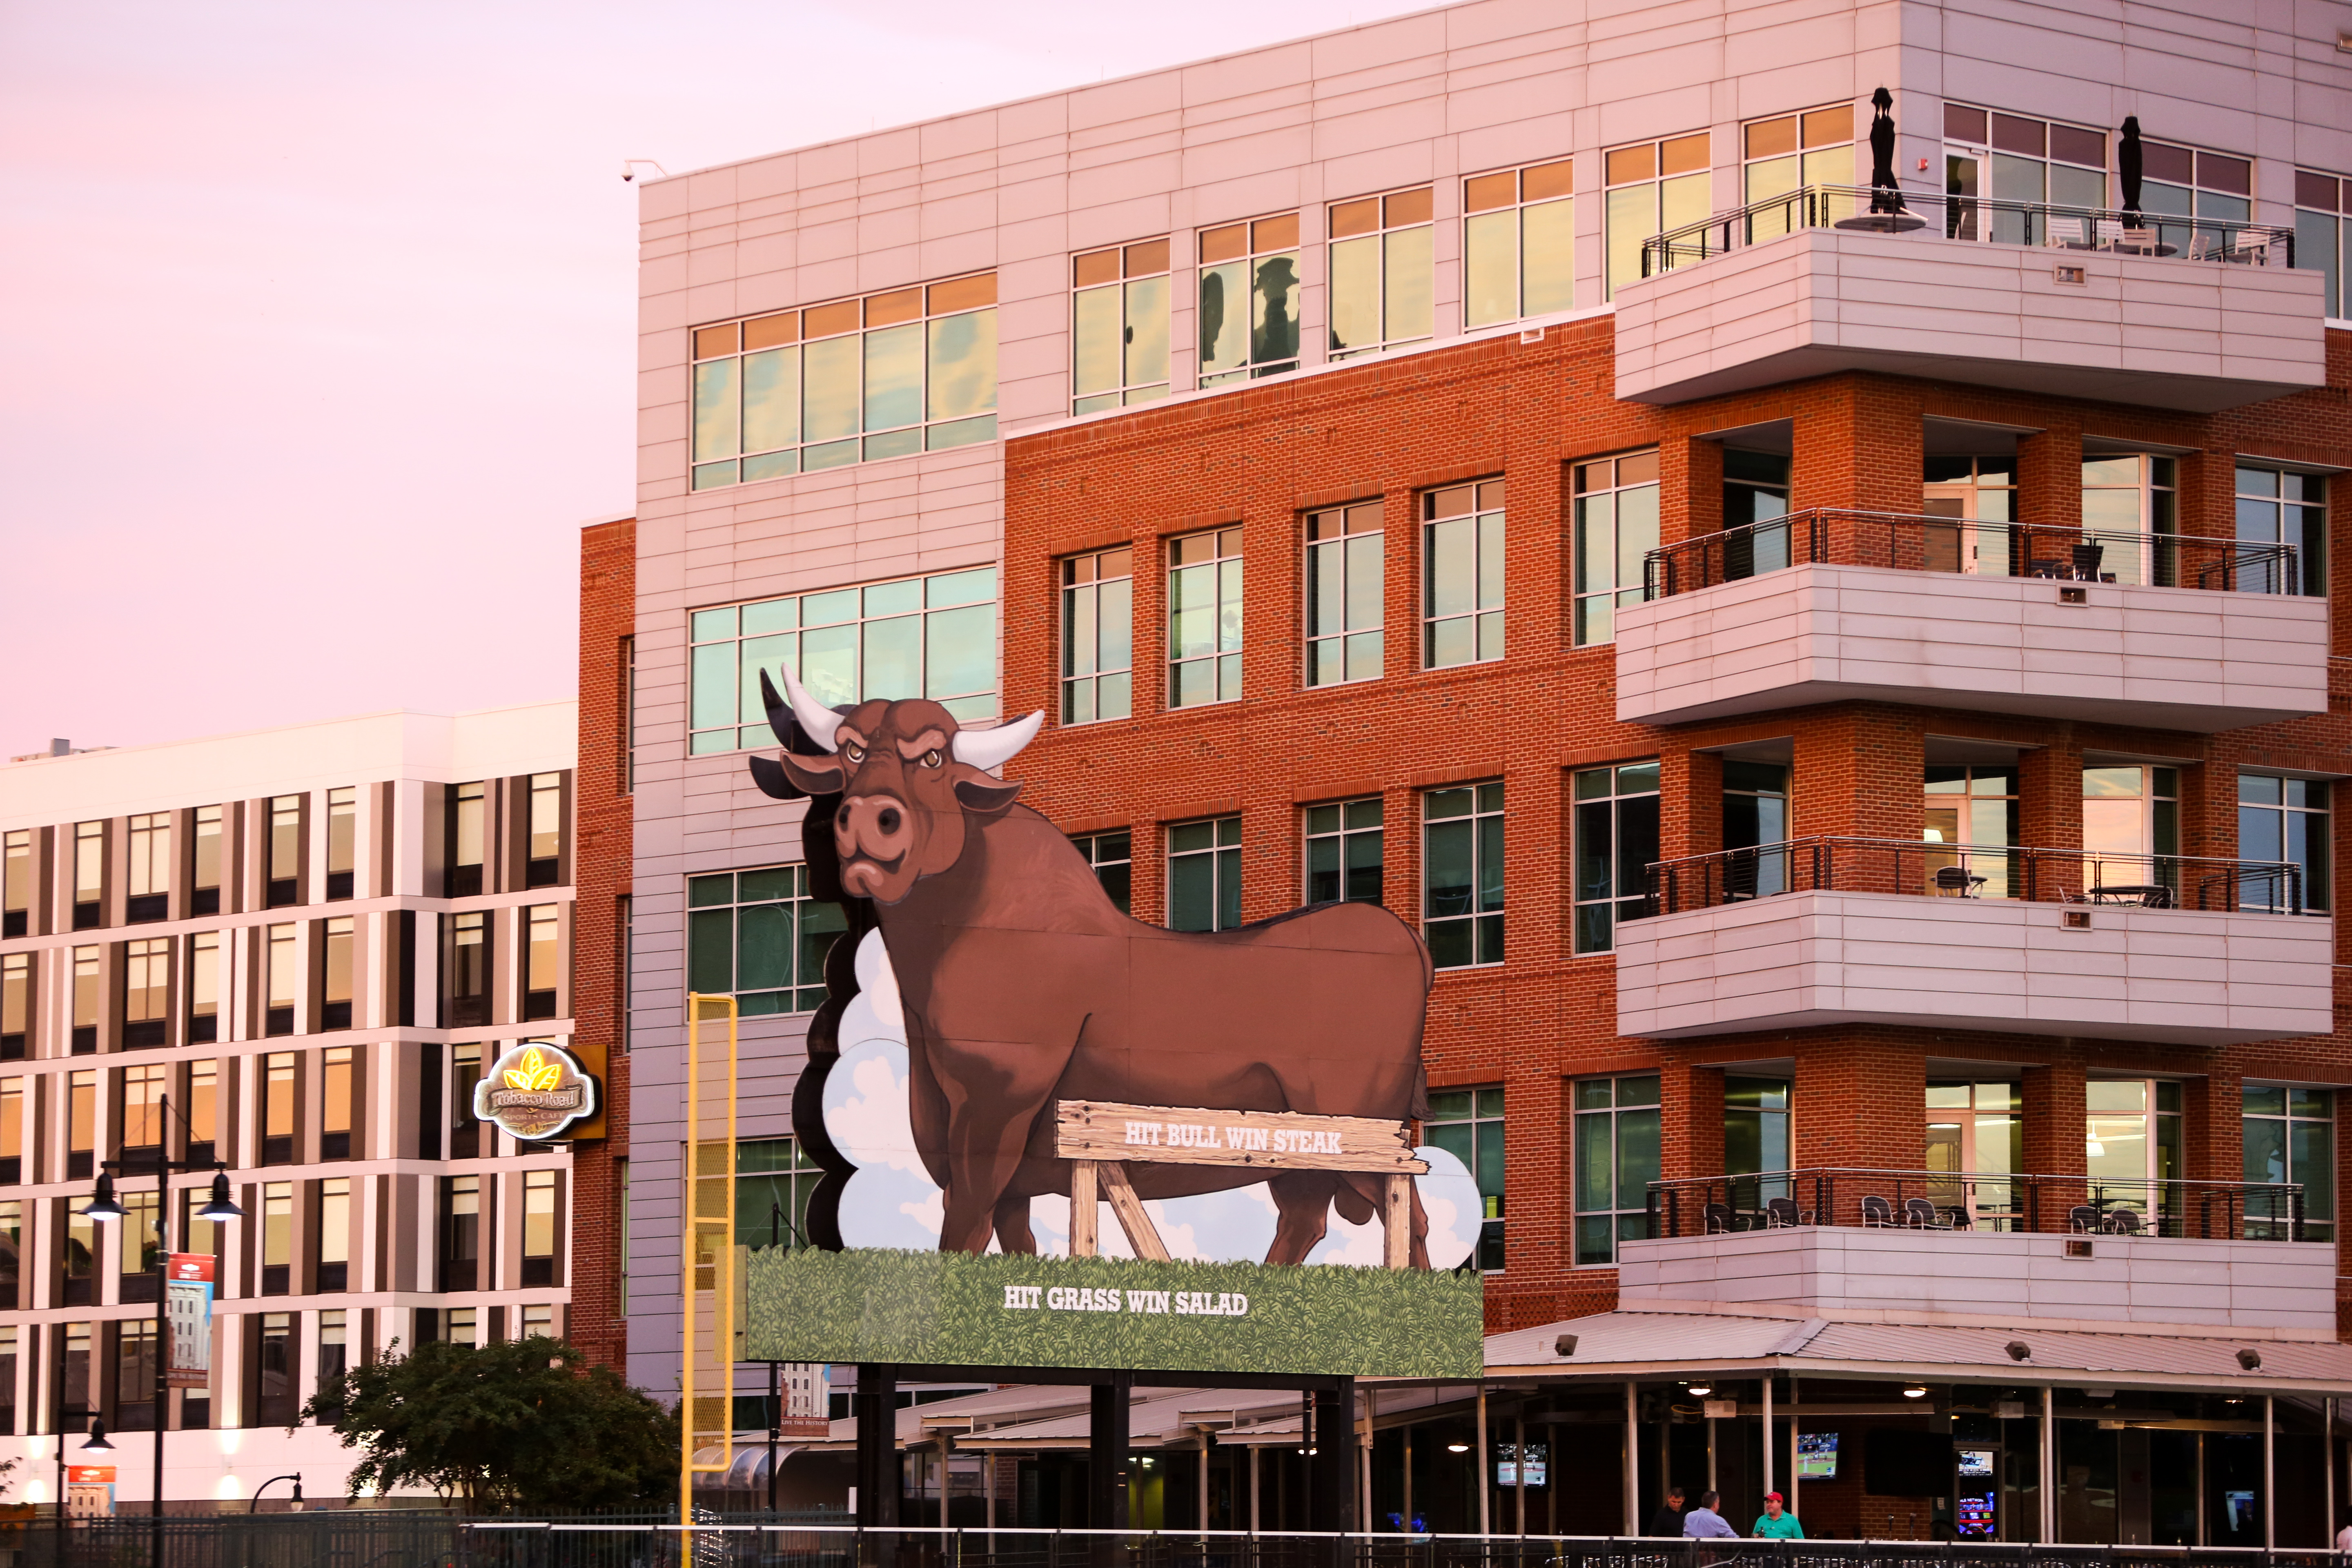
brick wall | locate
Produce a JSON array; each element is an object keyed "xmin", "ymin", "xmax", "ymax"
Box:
[
  {"xmin": 1000, "ymin": 321, "xmax": 2352, "ymax": 1334},
  {"xmin": 570, "ymin": 517, "xmax": 635, "ymax": 1372}
]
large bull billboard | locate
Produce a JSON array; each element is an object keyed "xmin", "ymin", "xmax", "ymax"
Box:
[{"xmin": 738, "ymin": 672, "xmax": 1483, "ymax": 1378}]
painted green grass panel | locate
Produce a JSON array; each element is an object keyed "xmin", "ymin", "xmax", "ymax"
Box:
[{"xmin": 741, "ymin": 1248, "xmax": 1483, "ymax": 1379}]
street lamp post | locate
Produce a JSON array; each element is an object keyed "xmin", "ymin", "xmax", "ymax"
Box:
[{"xmin": 83, "ymin": 1093, "xmax": 243, "ymax": 1568}]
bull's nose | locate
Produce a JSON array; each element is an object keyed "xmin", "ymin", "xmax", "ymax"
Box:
[{"xmin": 877, "ymin": 806, "xmax": 902, "ymax": 835}]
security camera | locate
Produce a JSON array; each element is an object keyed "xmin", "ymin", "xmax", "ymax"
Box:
[{"xmin": 621, "ymin": 161, "xmax": 636, "ymax": 183}]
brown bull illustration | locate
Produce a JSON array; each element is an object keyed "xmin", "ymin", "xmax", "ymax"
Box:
[{"xmin": 763, "ymin": 669, "xmax": 1437, "ymax": 1266}]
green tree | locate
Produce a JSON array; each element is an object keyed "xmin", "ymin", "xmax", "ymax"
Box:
[{"xmin": 303, "ymin": 1336, "xmax": 676, "ymax": 1512}]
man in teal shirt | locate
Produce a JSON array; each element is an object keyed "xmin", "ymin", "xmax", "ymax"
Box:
[{"xmin": 1753, "ymin": 1492, "xmax": 1804, "ymax": 1538}]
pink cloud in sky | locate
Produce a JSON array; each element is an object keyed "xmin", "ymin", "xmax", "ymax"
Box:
[{"xmin": 0, "ymin": 0, "xmax": 1432, "ymax": 756}]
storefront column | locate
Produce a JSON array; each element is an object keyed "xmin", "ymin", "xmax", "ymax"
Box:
[
  {"xmin": 1762, "ymin": 1376, "xmax": 1775, "ymax": 1500},
  {"xmin": 2040, "ymin": 1385, "xmax": 2056, "ymax": 1543},
  {"xmin": 1474, "ymin": 1383, "xmax": 1490, "ymax": 1535},
  {"xmin": 2324, "ymin": 1399, "xmax": 2334, "ymax": 1552},
  {"xmin": 2265, "ymin": 1395, "xmax": 2276, "ymax": 1550},
  {"xmin": 1622, "ymin": 1382, "xmax": 1638, "ymax": 1535}
]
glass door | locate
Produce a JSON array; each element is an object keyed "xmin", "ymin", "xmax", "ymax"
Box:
[
  {"xmin": 1926, "ymin": 1081, "xmax": 2022, "ymax": 1227},
  {"xmin": 1925, "ymin": 763, "xmax": 2020, "ymax": 896},
  {"xmin": 1922, "ymin": 456, "xmax": 2016, "ymax": 574},
  {"xmin": 1726, "ymin": 1076, "xmax": 1792, "ymax": 1211},
  {"xmin": 1722, "ymin": 760, "xmax": 1790, "ymax": 898},
  {"xmin": 1946, "ymin": 150, "xmax": 1984, "ymax": 241},
  {"xmin": 2085, "ymin": 1079, "xmax": 2183, "ymax": 1232},
  {"xmin": 2081, "ymin": 766, "xmax": 2178, "ymax": 903}
]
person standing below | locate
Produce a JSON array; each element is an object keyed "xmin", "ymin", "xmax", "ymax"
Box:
[
  {"xmin": 1753, "ymin": 1491, "xmax": 1804, "ymax": 1539},
  {"xmin": 1650, "ymin": 1485, "xmax": 1689, "ymax": 1537},
  {"xmin": 1684, "ymin": 1491, "xmax": 1739, "ymax": 1539}
]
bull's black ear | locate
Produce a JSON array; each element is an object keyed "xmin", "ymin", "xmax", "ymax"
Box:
[
  {"xmin": 952, "ymin": 774, "xmax": 1022, "ymax": 816},
  {"xmin": 780, "ymin": 751, "xmax": 847, "ymax": 796},
  {"xmin": 747, "ymin": 754, "xmax": 803, "ymax": 801}
]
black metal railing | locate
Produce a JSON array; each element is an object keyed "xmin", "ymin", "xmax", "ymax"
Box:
[
  {"xmin": 1639, "ymin": 184, "xmax": 2299, "ymax": 278},
  {"xmin": 1641, "ymin": 837, "xmax": 2304, "ymax": 917},
  {"xmin": 1640, "ymin": 510, "xmax": 2302, "ymax": 601},
  {"xmin": 1644, "ymin": 1168, "xmax": 2305, "ymax": 1243}
]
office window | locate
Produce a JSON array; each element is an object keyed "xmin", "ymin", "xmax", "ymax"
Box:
[
  {"xmin": 617, "ymin": 1159, "xmax": 630, "ymax": 1314},
  {"xmin": 186, "ymin": 1060, "xmax": 218, "ymax": 1169},
  {"xmin": 64, "ymin": 1203, "xmax": 95, "ymax": 1305},
  {"xmin": 2295, "ymin": 171, "xmax": 2350, "ymax": 319},
  {"xmin": 1, "ymin": 955, "xmax": 27, "ymax": 1060},
  {"xmin": 0, "ymin": 1323, "xmax": 14, "ymax": 1429},
  {"xmin": 522, "ymin": 1169, "xmax": 559, "ymax": 1286},
  {"xmin": 2072, "ymin": 454, "xmax": 2176, "ymax": 587},
  {"xmin": 736, "ymin": 1138, "xmax": 822, "ymax": 1252},
  {"xmin": 190, "ymin": 806, "xmax": 222, "ymax": 916},
  {"xmin": 617, "ymin": 894, "xmax": 632, "ymax": 1053},
  {"xmin": 322, "ymin": 1045, "xmax": 356, "ymax": 1160},
  {"xmin": 118, "ymin": 1187, "xmax": 161, "ymax": 1290},
  {"xmin": 122, "ymin": 1062, "xmax": 165, "ymax": 1150},
  {"xmin": 1305, "ymin": 798, "xmax": 1383, "ymax": 906},
  {"xmin": 441, "ymin": 1176, "xmax": 481, "ymax": 1291},
  {"xmin": 72, "ymin": 822, "xmax": 103, "ymax": 929},
  {"xmin": 317, "ymin": 1310, "xmax": 349, "ymax": 1408},
  {"xmin": 1305, "ymin": 502, "xmax": 1383, "ymax": 687},
  {"xmin": 1743, "ymin": 105, "xmax": 1855, "ymax": 240},
  {"xmin": 2240, "ymin": 774, "xmax": 2330, "ymax": 913},
  {"xmin": 264, "ymin": 924, "xmax": 297, "ymax": 1036},
  {"xmin": 1424, "ymin": 1087, "xmax": 1505, "ymax": 1270},
  {"xmin": 323, "ymin": 786, "xmax": 356, "ymax": 900},
  {"xmin": 686, "ymin": 867, "xmax": 844, "ymax": 1016},
  {"xmin": 121, "ymin": 938, "xmax": 169, "ymax": 1049},
  {"xmin": 1572, "ymin": 452, "xmax": 1659, "ymax": 646},
  {"xmin": 1328, "ymin": 186, "xmax": 1433, "ymax": 359},
  {"xmin": 1572, "ymin": 762, "xmax": 1662, "ymax": 953},
  {"xmin": 1070, "ymin": 833, "xmax": 1132, "ymax": 915},
  {"xmin": 187, "ymin": 932, "xmax": 220, "ymax": 1045},
  {"xmin": 688, "ymin": 567, "xmax": 1000, "ymax": 754},
  {"xmin": 1061, "ymin": 547, "xmax": 1134, "ymax": 725},
  {"xmin": 1198, "ymin": 214, "xmax": 1300, "ymax": 385},
  {"xmin": 0, "ymin": 1082, "xmax": 19, "ymax": 1185},
  {"xmin": 125, "ymin": 813, "xmax": 170, "ymax": 924},
  {"xmin": 70, "ymin": 946, "xmax": 100, "ymax": 1054},
  {"xmin": 2138, "ymin": 135, "xmax": 2252, "ymax": 249},
  {"xmin": 260, "ymin": 1181, "xmax": 292, "ymax": 1295},
  {"xmin": 523, "ymin": 905, "xmax": 560, "ymax": 1021},
  {"xmin": 2236, "ymin": 464, "xmax": 2328, "ymax": 597},
  {"xmin": 1423, "ymin": 784, "xmax": 1503, "ymax": 969},
  {"xmin": 1463, "ymin": 160, "xmax": 1575, "ymax": 327},
  {"xmin": 1, "ymin": 830, "xmax": 27, "ymax": 937},
  {"xmin": 1422, "ymin": 481, "xmax": 1504, "ymax": 668},
  {"xmin": 262, "ymin": 1053, "xmax": 296, "ymax": 1166},
  {"xmin": 60, "ymin": 1322, "xmax": 90, "ymax": 1417},
  {"xmin": 1574, "ymin": 1074, "xmax": 1661, "ymax": 1265},
  {"xmin": 318, "ymin": 1177, "xmax": 352, "ymax": 1291},
  {"xmin": 448, "ymin": 782, "xmax": 486, "ymax": 897},
  {"xmin": 1940, "ymin": 105, "xmax": 2107, "ymax": 244},
  {"xmin": 1168, "ymin": 528, "xmax": 1243, "ymax": 708},
  {"xmin": 116, "ymin": 1319, "xmax": 158, "ymax": 1432},
  {"xmin": 265, "ymin": 796, "xmax": 301, "ymax": 907},
  {"xmin": 180, "ymin": 1178, "xmax": 224, "ymax": 1273},
  {"xmin": 526, "ymin": 773, "xmax": 562, "ymax": 888},
  {"xmin": 1167, "ymin": 818, "xmax": 1242, "ymax": 932},
  {"xmin": 0, "ymin": 1201, "xmax": 16, "ymax": 1316},
  {"xmin": 443, "ymin": 912, "xmax": 489, "ymax": 1028},
  {"xmin": 452, "ymin": 1044, "xmax": 484, "ymax": 1159},
  {"xmin": 256, "ymin": 1312, "xmax": 296, "ymax": 1425},
  {"xmin": 522, "ymin": 1304, "xmax": 553, "ymax": 1339},
  {"xmin": 1071, "ymin": 240, "xmax": 1172, "ymax": 413},
  {"xmin": 621, "ymin": 635, "xmax": 637, "ymax": 794},
  {"xmin": 447, "ymin": 1307, "xmax": 478, "ymax": 1348},
  {"xmin": 690, "ymin": 273, "xmax": 999, "ymax": 490},
  {"xmin": 1604, "ymin": 133, "xmax": 1710, "ymax": 296},
  {"xmin": 2245, "ymin": 1085, "xmax": 2334, "ymax": 1242},
  {"xmin": 319, "ymin": 916, "xmax": 354, "ymax": 1031},
  {"xmin": 1726, "ymin": 1076, "xmax": 1793, "ymax": 1181}
]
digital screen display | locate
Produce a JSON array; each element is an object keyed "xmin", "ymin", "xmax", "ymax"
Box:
[
  {"xmin": 1956, "ymin": 1448, "xmax": 1996, "ymax": 1479},
  {"xmin": 1796, "ymin": 1432, "xmax": 1838, "ymax": 1479},
  {"xmin": 1958, "ymin": 1492, "xmax": 1996, "ymax": 1536},
  {"xmin": 1496, "ymin": 1443, "xmax": 1547, "ymax": 1488}
]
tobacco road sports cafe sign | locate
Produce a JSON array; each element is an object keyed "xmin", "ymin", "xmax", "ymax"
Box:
[{"xmin": 474, "ymin": 1042, "xmax": 597, "ymax": 1140}]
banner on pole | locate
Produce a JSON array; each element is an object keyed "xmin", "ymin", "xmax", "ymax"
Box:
[{"xmin": 165, "ymin": 1253, "xmax": 214, "ymax": 1390}]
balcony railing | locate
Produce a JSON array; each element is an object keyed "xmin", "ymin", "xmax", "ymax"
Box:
[
  {"xmin": 1645, "ymin": 1168, "xmax": 2306, "ymax": 1242},
  {"xmin": 1641, "ymin": 509, "xmax": 2302, "ymax": 601},
  {"xmin": 1640, "ymin": 183, "xmax": 2299, "ymax": 278},
  {"xmin": 1641, "ymin": 837, "xmax": 2305, "ymax": 916}
]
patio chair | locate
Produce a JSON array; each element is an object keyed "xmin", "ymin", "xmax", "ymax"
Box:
[
  {"xmin": 1765, "ymin": 1196, "xmax": 1815, "ymax": 1228},
  {"xmin": 2231, "ymin": 232, "xmax": 2270, "ymax": 265},
  {"xmin": 2094, "ymin": 218, "xmax": 2126, "ymax": 249},
  {"xmin": 1904, "ymin": 1197, "xmax": 1949, "ymax": 1229},
  {"xmin": 2069, "ymin": 1204, "xmax": 2102, "ymax": 1232},
  {"xmin": 1704, "ymin": 1202, "xmax": 1738, "ymax": 1235},
  {"xmin": 2071, "ymin": 541, "xmax": 2105, "ymax": 580},
  {"xmin": 2105, "ymin": 1208, "xmax": 2146, "ymax": 1236},
  {"xmin": 1862, "ymin": 1194, "xmax": 1896, "ymax": 1227},
  {"xmin": 1933, "ymin": 864, "xmax": 1987, "ymax": 898},
  {"xmin": 2044, "ymin": 216, "xmax": 2086, "ymax": 248},
  {"xmin": 2186, "ymin": 232, "xmax": 2212, "ymax": 261},
  {"xmin": 2028, "ymin": 557, "xmax": 2068, "ymax": 578},
  {"xmin": 2120, "ymin": 225, "xmax": 2157, "ymax": 251}
]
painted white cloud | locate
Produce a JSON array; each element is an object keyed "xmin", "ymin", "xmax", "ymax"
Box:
[{"xmin": 823, "ymin": 930, "xmax": 1480, "ymax": 1270}]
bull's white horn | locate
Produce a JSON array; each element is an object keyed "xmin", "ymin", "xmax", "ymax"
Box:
[
  {"xmin": 950, "ymin": 710, "xmax": 1044, "ymax": 771},
  {"xmin": 779, "ymin": 667, "xmax": 844, "ymax": 752}
]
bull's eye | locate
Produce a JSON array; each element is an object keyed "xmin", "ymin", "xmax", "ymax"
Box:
[
  {"xmin": 922, "ymin": 749, "xmax": 943, "ymax": 769},
  {"xmin": 842, "ymin": 743, "xmax": 866, "ymax": 765}
]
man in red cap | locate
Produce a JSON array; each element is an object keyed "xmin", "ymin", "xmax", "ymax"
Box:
[{"xmin": 1752, "ymin": 1492, "xmax": 1804, "ymax": 1539}]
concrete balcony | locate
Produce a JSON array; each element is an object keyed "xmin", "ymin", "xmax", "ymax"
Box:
[
  {"xmin": 1617, "ymin": 1224, "xmax": 2334, "ymax": 1336},
  {"xmin": 1617, "ymin": 846, "xmax": 2332, "ymax": 1045},
  {"xmin": 1614, "ymin": 526, "xmax": 2327, "ymax": 730},
  {"xmin": 1613, "ymin": 221, "xmax": 2326, "ymax": 414}
]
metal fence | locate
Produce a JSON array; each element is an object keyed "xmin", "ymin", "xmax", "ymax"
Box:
[
  {"xmin": 1643, "ymin": 1168, "xmax": 2305, "ymax": 1243},
  {"xmin": 13, "ymin": 1523, "xmax": 2350, "ymax": 1568}
]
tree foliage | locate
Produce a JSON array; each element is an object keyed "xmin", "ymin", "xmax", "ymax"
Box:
[{"xmin": 303, "ymin": 1336, "xmax": 676, "ymax": 1512}]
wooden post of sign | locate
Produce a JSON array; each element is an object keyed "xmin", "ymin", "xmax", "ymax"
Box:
[
  {"xmin": 1382, "ymin": 1173, "xmax": 1411, "ymax": 1268},
  {"xmin": 1069, "ymin": 1160, "xmax": 1100, "ymax": 1257},
  {"xmin": 1097, "ymin": 1162, "xmax": 1173, "ymax": 1262}
]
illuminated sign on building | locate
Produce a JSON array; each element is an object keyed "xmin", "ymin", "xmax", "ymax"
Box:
[{"xmin": 474, "ymin": 1042, "xmax": 597, "ymax": 1141}]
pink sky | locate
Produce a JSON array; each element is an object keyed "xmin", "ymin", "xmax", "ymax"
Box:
[{"xmin": 0, "ymin": 0, "xmax": 1426, "ymax": 757}]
